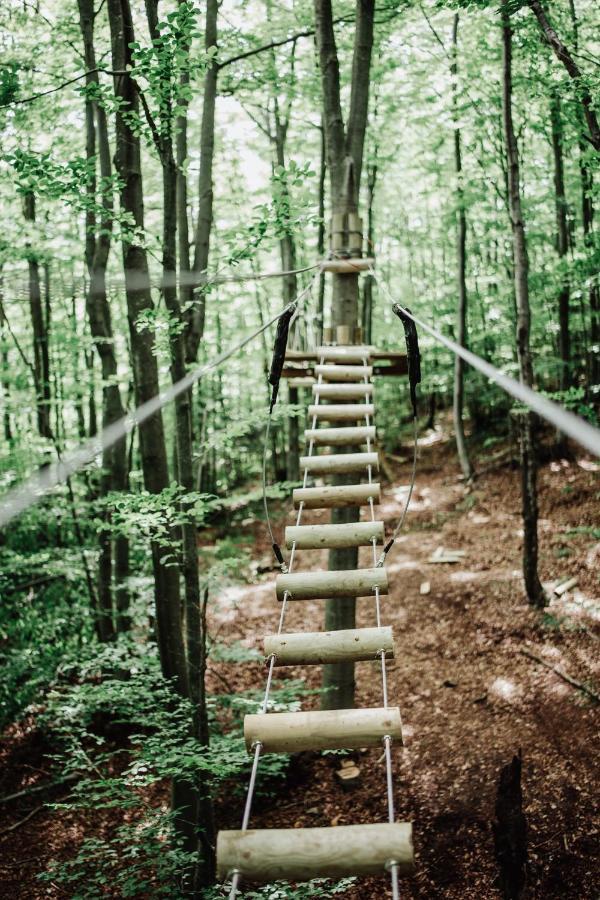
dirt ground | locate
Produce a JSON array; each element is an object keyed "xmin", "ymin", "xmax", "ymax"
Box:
[{"xmin": 1, "ymin": 426, "xmax": 599, "ymax": 898}]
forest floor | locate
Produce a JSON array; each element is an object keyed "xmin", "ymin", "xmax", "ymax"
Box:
[{"xmin": 1, "ymin": 422, "xmax": 599, "ymax": 898}]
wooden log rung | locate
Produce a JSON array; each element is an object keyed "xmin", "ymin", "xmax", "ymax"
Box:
[
  {"xmin": 309, "ymin": 403, "xmax": 374, "ymax": 421},
  {"xmin": 216, "ymin": 822, "xmax": 414, "ymax": 882},
  {"xmin": 299, "ymin": 451, "xmax": 379, "ymax": 475},
  {"xmin": 319, "ymin": 258, "xmax": 375, "ymax": 274},
  {"xmin": 313, "ymin": 383, "xmax": 373, "ymax": 400},
  {"xmin": 276, "ymin": 566, "xmax": 388, "ymax": 601},
  {"xmin": 264, "ymin": 625, "xmax": 394, "ymax": 665},
  {"xmin": 316, "ymin": 363, "xmax": 373, "ymax": 381},
  {"xmin": 285, "ymin": 520, "xmax": 384, "ymax": 549},
  {"xmin": 305, "ymin": 425, "xmax": 376, "ymax": 446},
  {"xmin": 293, "ymin": 482, "xmax": 380, "ymax": 509},
  {"xmin": 316, "ymin": 345, "xmax": 373, "ymax": 363},
  {"xmin": 244, "ymin": 706, "xmax": 403, "ymax": 754}
]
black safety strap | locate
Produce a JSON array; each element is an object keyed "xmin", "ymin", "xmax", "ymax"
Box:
[
  {"xmin": 392, "ymin": 303, "xmax": 421, "ymax": 418},
  {"xmin": 268, "ymin": 302, "xmax": 297, "ymax": 413}
]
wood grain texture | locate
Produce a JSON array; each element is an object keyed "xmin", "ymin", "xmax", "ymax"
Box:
[
  {"xmin": 244, "ymin": 706, "xmax": 403, "ymax": 753},
  {"xmin": 293, "ymin": 483, "xmax": 380, "ymax": 508},
  {"xmin": 285, "ymin": 520, "xmax": 384, "ymax": 549},
  {"xmin": 264, "ymin": 625, "xmax": 394, "ymax": 665},
  {"xmin": 276, "ymin": 566, "xmax": 388, "ymax": 600},
  {"xmin": 313, "ymin": 383, "xmax": 373, "ymax": 400},
  {"xmin": 305, "ymin": 425, "xmax": 376, "ymax": 446},
  {"xmin": 316, "ymin": 363, "xmax": 373, "ymax": 381},
  {"xmin": 309, "ymin": 403, "xmax": 374, "ymax": 420},
  {"xmin": 299, "ymin": 451, "xmax": 378, "ymax": 475},
  {"xmin": 216, "ymin": 822, "xmax": 414, "ymax": 881}
]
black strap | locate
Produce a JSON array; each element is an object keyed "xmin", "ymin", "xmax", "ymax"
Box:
[
  {"xmin": 268, "ymin": 303, "xmax": 297, "ymax": 412},
  {"xmin": 392, "ymin": 303, "xmax": 421, "ymax": 418}
]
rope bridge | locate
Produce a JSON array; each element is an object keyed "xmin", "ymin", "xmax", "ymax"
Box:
[{"xmin": 219, "ymin": 342, "xmax": 414, "ymax": 897}]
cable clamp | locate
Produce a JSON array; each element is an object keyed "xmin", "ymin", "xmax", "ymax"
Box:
[
  {"xmin": 382, "ymin": 733, "xmax": 393, "ymax": 748},
  {"xmin": 385, "ymin": 858, "xmax": 399, "ymax": 873},
  {"xmin": 376, "ymin": 551, "xmax": 387, "ymax": 568}
]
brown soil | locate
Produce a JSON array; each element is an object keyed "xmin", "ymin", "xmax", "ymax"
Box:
[{"xmin": 1, "ymin": 428, "xmax": 599, "ymax": 898}]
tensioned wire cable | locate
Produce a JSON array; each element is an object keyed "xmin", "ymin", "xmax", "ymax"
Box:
[
  {"xmin": 369, "ymin": 266, "xmax": 600, "ymax": 459},
  {"xmin": 0, "ymin": 296, "xmax": 310, "ymax": 529}
]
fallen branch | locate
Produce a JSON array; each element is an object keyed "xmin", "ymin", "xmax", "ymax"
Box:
[
  {"xmin": 520, "ymin": 648, "xmax": 600, "ymax": 702},
  {"xmin": 0, "ymin": 805, "xmax": 45, "ymax": 836},
  {"xmin": 0, "ymin": 773, "xmax": 78, "ymax": 806}
]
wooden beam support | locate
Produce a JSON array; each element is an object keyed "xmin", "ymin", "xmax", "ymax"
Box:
[
  {"xmin": 313, "ymin": 383, "xmax": 373, "ymax": 400},
  {"xmin": 305, "ymin": 425, "xmax": 376, "ymax": 446},
  {"xmin": 299, "ymin": 451, "xmax": 378, "ymax": 476},
  {"xmin": 244, "ymin": 706, "xmax": 403, "ymax": 754},
  {"xmin": 264, "ymin": 625, "xmax": 394, "ymax": 665},
  {"xmin": 276, "ymin": 567, "xmax": 388, "ymax": 600},
  {"xmin": 308, "ymin": 403, "xmax": 374, "ymax": 421},
  {"xmin": 293, "ymin": 482, "xmax": 380, "ymax": 508},
  {"xmin": 285, "ymin": 520, "xmax": 384, "ymax": 549},
  {"xmin": 216, "ymin": 822, "xmax": 415, "ymax": 882}
]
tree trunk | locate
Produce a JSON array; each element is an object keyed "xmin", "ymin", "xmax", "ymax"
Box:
[
  {"xmin": 189, "ymin": 0, "xmax": 219, "ymax": 363},
  {"xmin": 144, "ymin": 3, "xmax": 216, "ymax": 886},
  {"xmin": 550, "ymin": 92, "xmax": 570, "ymax": 391},
  {"xmin": 23, "ymin": 191, "xmax": 52, "ymax": 439},
  {"xmin": 78, "ymin": 0, "xmax": 130, "ymax": 640},
  {"xmin": 314, "ymin": 0, "xmax": 375, "ymax": 710},
  {"xmin": 361, "ymin": 161, "xmax": 377, "ymax": 344},
  {"xmin": 528, "ymin": 0, "xmax": 600, "ymax": 152},
  {"xmin": 502, "ymin": 5, "xmax": 546, "ymax": 608},
  {"xmin": 451, "ymin": 14, "xmax": 473, "ymax": 481},
  {"xmin": 107, "ymin": 0, "xmax": 188, "ymax": 687},
  {"xmin": 0, "ymin": 273, "xmax": 12, "ymax": 442}
]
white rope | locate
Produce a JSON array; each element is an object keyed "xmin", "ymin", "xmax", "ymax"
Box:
[
  {"xmin": 228, "ymin": 355, "xmax": 326, "ymax": 900},
  {"xmin": 370, "ymin": 267, "xmax": 600, "ymax": 459}
]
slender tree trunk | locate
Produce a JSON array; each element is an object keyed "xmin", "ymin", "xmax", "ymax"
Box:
[
  {"xmin": 550, "ymin": 92, "xmax": 570, "ymax": 391},
  {"xmin": 144, "ymin": 4, "xmax": 216, "ymax": 887},
  {"xmin": 451, "ymin": 14, "xmax": 473, "ymax": 481},
  {"xmin": 189, "ymin": 0, "xmax": 219, "ymax": 363},
  {"xmin": 23, "ymin": 191, "xmax": 52, "ymax": 439},
  {"xmin": 317, "ymin": 121, "xmax": 327, "ymax": 343},
  {"xmin": 315, "ymin": 0, "xmax": 375, "ymax": 710},
  {"xmin": 502, "ymin": 5, "xmax": 546, "ymax": 609},
  {"xmin": 107, "ymin": 0, "xmax": 188, "ymax": 687},
  {"xmin": 78, "ymin": 0, "xmax": 130, "ymax": 639},
  {"xmin": 361, "ymin": 161, "xmax": 377, "ymax": 344},
  {"xmin": 528, "ymin": 0, "xmax": 600, "ymax": 152},
  {"xmin": 0, "ymin": 273, "xmax": 12, "ymax": 442}
]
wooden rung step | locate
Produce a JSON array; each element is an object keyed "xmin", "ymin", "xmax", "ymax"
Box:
[
  {"xmin": 317, "ymin": 345, "xmax": 373, "ymax": 363},
  {"xmin": 293, "ymin": 483, "xmax": 380, "ymax": 508},
  {"xmin": 264, "ymin": 625, "xmax": 394, "ymax": 665},
  {"xmin": 217, "ymin": 822, "xmax": 414, "ymax": 882},
  {"xmin": 276, "ymin": 567, "xmax": 388, "ymax": 600},
  {"xmin": 299, "ymin": 451, "xmax": 378, "ymax": 475},
  {"xmin": 308, "ymin": 403, "xmax": 374, "ymax": 421},
  {"xmin": 316, "ymin": 363, "xmax": 373, "ymax": 381},
  {"xmin": 288, "ymin": 377, "xmax": 316, "ymax": 388},
  {"xmin": 244, "ymin": 706, "xmax": 403, "ymax": 754},
  {"xmin": 313, "ymin": 383, "xmax": 373, "ymax": 400},
  {"xmin": 305, "ymin": 425, "xmax": 376, "ymax": 446},
  {"xmin": 285, "ymin": 520, "xmax": 384, "ymax": 549}
]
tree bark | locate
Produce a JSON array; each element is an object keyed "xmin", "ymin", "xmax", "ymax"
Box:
[
  {"xmin": 549, "ymin": 92, "xmax": 570, "ymax": 391},
  {"xmin": 189, "ymin": 0, "xmax": 219, "ymax": 364},
  {"xmin": 78, "ymin": 0, "xmax": 130, "ymax": 640},
  {"xmin": 314, "ymin": 0, "xmax": 375, "ymax": 710},
  {"xmin": 23, "ymin": 191, "xmax": 52, "ymax": 439},
  {"xmin": 451, "ymin": 14, "xmax": 473, "ymax": 482},
  {"xmin": 502, "ymin": 5, "xmax": 546, "ymax": 609},
  {"xmin": 528, "ymin": 0, "xmax": 600, "ymax": 152},
  {"xmin": 107, "ymin": 0, "xmax": 188, "ymax": 687}
]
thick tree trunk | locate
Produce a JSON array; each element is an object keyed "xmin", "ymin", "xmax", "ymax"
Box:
[
  {"xmin": 550, "ymin": 92, "xmax": 570, "ymax": 391},
  {"xmin": 314, "ymin": 0, "xmax": 375, "ymax": 710},
  {"xmin": 107, "ymin": 0, "xmax": 188, "ymax": 687},
  {"xmin": 23, "ymin": 191, "xmax": 52, "ymax": 439},
  {"xmin": 451, "ymin": 14, "xmax": 473, "ymax": 482},
  {"xmin": 502, "ymin": 6, "xmax": 546, "ymax": 609}
]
